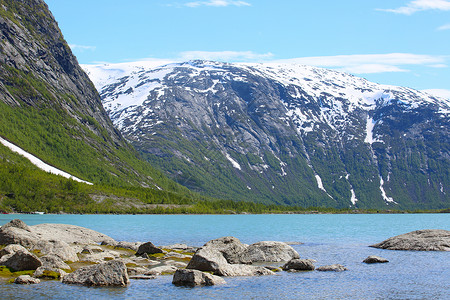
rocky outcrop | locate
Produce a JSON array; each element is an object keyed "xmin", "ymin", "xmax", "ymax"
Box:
[
  {"xmin": 40, "ymin": 254, "xmax": 71, "ymax": 270},
  {"xmin": 0, "ymin": 220, "xmax": 41, "ymax": 248},
  {"xmin": 136, "ymin": 242, "xmax": 163, "ymax": 256},
  {"xmin": 32, "ymin": 240, "xmax": 79, "ymax": 262},
  {"xmin": 14, "ymin": 275, "xmax": 40, "ymax": 284},
  {"xmin": 282, "ymin": 259, "xmax": 315, "ymax": 271},
  {"xmin": 186, "ymin": 237, "xmax": 293, "ymax": 276},
  {"xmin": 62, "ymin": 260, "xmax": 129, "ymax": 287},
  {"xmin": 316, "ymin": 264, "xmax": 348, "ymax": 272},
  {"xmin": 370, "ymin": 229, "xmax": 450, "ymax": 251},
  {"xmin": 31, "ymin": 223, "xmax": 115, "ymax": 245},
  {"xmin": 363, "ymin": 255, "xmax": 389, "ymax": 264},
  {"xmin": 172, "ymin": 269, "xmax": 226, "ymax": 287}
]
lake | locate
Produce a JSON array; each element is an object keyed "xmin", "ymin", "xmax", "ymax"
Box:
[{"xmin": 1, "ymin": 213, "xmax": 449, "ymax": 299}]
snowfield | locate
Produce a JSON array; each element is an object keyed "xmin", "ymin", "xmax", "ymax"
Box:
[{"xmin": 0, "ymin": 136, "xmax": 93, "ymax": 185}]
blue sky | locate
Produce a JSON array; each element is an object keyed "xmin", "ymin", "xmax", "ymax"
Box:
[{"xmin": 45, "ymin": 0, "xmax": 450, "ymax": 96}]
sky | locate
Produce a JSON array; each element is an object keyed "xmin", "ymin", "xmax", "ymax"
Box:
[{"xmin": 45, "ymin": 0, "xmax": 450, "ymax": 97}]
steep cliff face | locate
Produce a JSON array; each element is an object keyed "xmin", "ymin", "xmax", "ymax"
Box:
[
  {"xmin": 0, "ymin": 0, "xmax": 182, "ymax": 191},
  {"xmin": 85, "ymin": 60, "xmax": 450, "ymax": 209}
]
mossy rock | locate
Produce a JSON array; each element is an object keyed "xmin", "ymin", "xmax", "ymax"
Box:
[
  {"xmin": 148, "ymin": 253, "xmax": 165, "ymax": 259},
  {"xmin": 39, "ymin": 270, "xmax": 61, "ymax": 280}
]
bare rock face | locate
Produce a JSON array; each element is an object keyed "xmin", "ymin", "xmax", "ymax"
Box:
[
  {"xmin": 370, "ymin": 229, "xmax": 450, "ymax": 251},
  {"xmin": 32, "ymin": 240, "xmax": 79, "ymax": 262},
  {"xmin": 40, "ymin": 254, "xmax": 71, "ymax": 270},
  {"xmin": 14, "ymin": 275, "xmax": 40, "ymax": 284},
  {"xmin": 317, "ymin": 264, "xmax": 348, "ymax": 272},
  {"xmin": 363, "ymin": 255, "xmax": 389, "ymax": 264},
  {"xmin": 172, "ymin": 269, "xmax": 226, "ymax": 287},
  {"xmin": 240, "ymin": 241, "xmax": 299, "ymax": 264},
  {"xmin": 62, "ymin": 260, "xmax": 129, "ymax": 287},
  {"xmin": 282, "ymin": 259, "xmax": 315, "ymax": 271},
  {"xmin": 0, "ymin": 249, "xmax": 42, "ymax": 271}
]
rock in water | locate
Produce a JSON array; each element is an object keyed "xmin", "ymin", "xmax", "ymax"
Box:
[
  {"xmin": 172, "ymin": 269, "xmax": 226, "ymax": 287},
  {"xmin": 62, "ymin": 260, "xmax": 129, "ymax": 287},
  {"xmin": 14, "ymin": 275, "xmax": 40, "ymax": 284},
  {"xmin": 282, "ymin": 259, "xmax": 315, "ymax": 271},
  {"xmin": 370, "ymin": 229, "xmax": 450, "ymax": 251},
  {"xmin": 240, "ymin": 241, "xmax": 299, "ymax": 263},
  {"xmin": 363, "ymin": 255, "xmax": 389, "ymax": 264},
  {"xmin": 316, "ymin": 264, "xmax": 348, "ymax": 272}
]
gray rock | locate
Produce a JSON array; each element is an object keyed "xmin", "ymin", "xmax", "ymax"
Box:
[
  {"xmin": 62, "ymin": 260, "xmax": 129, "ymax": 287},
  {"xmin": 282, "ymin": 259, "xmax": 315, "ymax": 271},
  {"xmin": 317, "ymin": 264, "xmax": 348, "ymax": 272},
  {"xmin": 145, "ymin": 265, "xmax": 178, "ymax": 276},
  {"xmin": 116, "ymin": 241, "xmax": 141, "ymax": 252},
  {"xmin": 31, "ymin": 223, "xmax": 116, "ymax": 245},
  {"xmin": 203, "ymin": 236, "xmax": 247, "ymax": 264},
  {"xmin": 172, "ymin": 269, "xmax": 226, "ymax": 287},
  {"xmin": 136, "ymin": 242, "xmax": 163, "ymax": 256},
  {"xmin": 33, "ymin": 266, "xmax": 67, "ymax": 279},
  {"xmin": 32, "ymin": 240, "xmax": 79, "ymax": 262},
  {"xmin": 14, "ymin": 275, "xmax": 40, "ymax": 284},
  {"xmin": 0, "ymin": 220, "xmax": 41, "ymax": 248},
  {"xmin": 370, "ymin": 229, "xmax": 450, "ymax": 251},
  {"xmin": 0, "ymin": 249, "xmax": 42, "ymax": 271},
  {"xmin": 81, "ymin": 245, "xmax": 104, "ymax": 254},
  {"xmin": 240, "ymin": 241, "xmax": 299, "ymax": 263},
  {"xmin": 0, "ymin": 244, "xmax": 28, "ymax": 257},
  {"xmin": 163, "ymin": 243, "xmax": 197, "ymax": 252},
  {"xmin": 363, "ymin": 255, "xmax": 389, "ymax": 264},
  {"xmin": 40, "ymin": 254, "xmax": 71, "ymax": 270}
]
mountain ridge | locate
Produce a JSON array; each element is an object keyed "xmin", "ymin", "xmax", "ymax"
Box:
[{"xmin": 84, "ymin": 60, "xmax": 450, "ymax": 209}]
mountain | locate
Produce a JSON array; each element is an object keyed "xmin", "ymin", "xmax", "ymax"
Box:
[
  {"xmin": 0, "ymin": 0, "xmax": 194, "ymax": 212},
  {"xmin": 84, "ymin": 60, "xmax": 450, "ymax": 210}
]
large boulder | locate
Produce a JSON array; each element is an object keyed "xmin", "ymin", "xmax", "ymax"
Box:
[
  {"xmin": 240, "ymin": 241, "xmax": 299, "ymax": 263},
  {"xmin": 203, "ymin": 236, "xmax": 248, "ymax": 264},
  {"xmin": 370, "ymin": 229, "xmax": 450, "ymax": 251},
  {"xmin": 40, "ymin": 254, "xmax": 71, "ymax": 270},
  {"xmin": 172, "ymin": 269, "xmax": 226, "ymax": 287},
  {"xmin": 136, "ymin": 242, "xmax": 163, "ymax": 256},
  {"xmin": 186, "ymin": 237, "xmax": 275, "ymax": 276},
  {"xmin": 0, "ymin": 244, "xmax": 28, "ymax": 257},
  {"xmin": 0, "ymin": 249, "xmax": 42, "ymax": 271},
  {"xmin": 62, "ymin": 260, "xmax": 129, "ymax": 287},
  {"xmin": 282, "ymin": 259, "xmax": 315, "ymax": 271}
]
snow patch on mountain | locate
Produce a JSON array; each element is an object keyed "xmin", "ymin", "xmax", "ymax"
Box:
[{"xmin": 0, "ymin": 137, "xmax": 92, "ymax": 185}]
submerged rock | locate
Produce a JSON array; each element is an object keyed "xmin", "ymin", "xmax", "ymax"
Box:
[
  {"xmin": 317, "ymin": 264, "xmax": 348, "ymax": 272},
  {"xmin": 172, "ymin": 269, "xmax": 226, "ymax": 287},
  {"xmin": 62, "ymin": 260, "xmax": 129, "ymax": 287},
  {"xmin": 370, "ymin": 229, "xmax": 450, "ymax": 251},
  {"xmin": 363, "ymin": 255, "xmax": 389, "ymax": 264}
]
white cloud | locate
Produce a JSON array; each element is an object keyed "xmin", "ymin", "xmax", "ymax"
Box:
[
  {"xmin": 422, "ymin": 89, "xmax": 450, "ymax": 99},
  {"xmin": 437, "ymin": 23, "xmax": 450, "ymax": 30},
  {"xmin": 69, "ymin": 44, "xmax": 96, "ymax": 52},
  {"xmin": 185, "ymin": 0, "xmax": 251, "ymax": 7},
  {"xmin": 378, "ymin": 0, "xmax": 450, "ymax": 15},
  {"xmin": 273, "ymin": 53, "xmax": 447, "ymax": 74},
  {"xmin": 179, "ymin": 50, "xmax": 273, "ymax": 61}
]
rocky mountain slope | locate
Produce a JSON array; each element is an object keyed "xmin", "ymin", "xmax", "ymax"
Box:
[
  {"xmin": 0, "ymin": 0, "xmax": 193, "ymax": 212},
  {"xmin": 85, "ymin": 60, "xmax": 450, "ymax": 210}
]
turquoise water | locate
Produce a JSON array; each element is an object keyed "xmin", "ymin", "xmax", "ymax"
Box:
[{"xmin": 1, "ymin": 213, "xmax": 449, "ymax": 299}]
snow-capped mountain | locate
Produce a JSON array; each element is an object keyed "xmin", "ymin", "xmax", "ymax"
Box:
[{"xmin": 84, "ymin": 60, "xmax": 449, "ymax": 209}]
